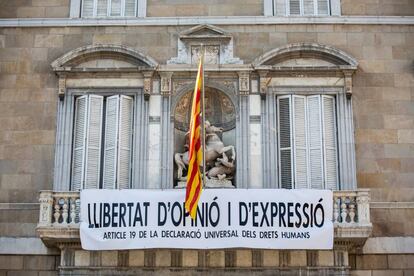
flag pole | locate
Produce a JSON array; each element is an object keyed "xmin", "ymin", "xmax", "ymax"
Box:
[{"xmin": 201, "ymin": 45, "xmax": 206, "ymax": 189}]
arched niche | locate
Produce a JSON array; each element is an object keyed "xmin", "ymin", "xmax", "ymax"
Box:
[{"xmin": 173, "ymin": 86, "xmax": 237, "ymax": 186}]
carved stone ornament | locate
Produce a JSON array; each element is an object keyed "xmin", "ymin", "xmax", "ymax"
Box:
[
  {"xmin": 58, "ymin": 76, "xmax": 66, "ymax": 99},
  {"xmin": 143, "ymin": 71, "xmax": 154, "ymax": 100},
  {"xmin": 238, "ymin": 72, "xmax": 250, "ymax": 96},
  {"xmin": 167, "ymin": 24, "xmax": 242, "ymax": 65},
  {"xmin": 160, "ymin": 72, "xmax": 173, "ymax": 96}
]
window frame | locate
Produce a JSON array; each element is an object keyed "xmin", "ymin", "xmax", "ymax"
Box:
[
  {"xmin": 263, "ymin": 86, "xmax": 355, "ymax": 191},
  {"xmin": 53, "ymin": 88, "xmax": 147, "ymax": 191},
  {"xmin": 70, "ymin": 0, "xmax": 147, "ymax": 18},
  {"xmin": 264, "ymin": 0, "xmax": 341, "ymax": 16}
]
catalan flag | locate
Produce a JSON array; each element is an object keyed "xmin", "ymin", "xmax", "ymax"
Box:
[{"xmin": 185, "ymin": 54, "xmax": 204, "ymax": 220}]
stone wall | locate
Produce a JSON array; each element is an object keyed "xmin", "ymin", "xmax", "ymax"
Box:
[
  {"xmin": 0, "ymin": 255, "xmax": 59, "ymax": 276},
  {"xmin": 0, "ymin": 0, "xmax": 70, "ymax": 18},
  {"xmin": 0, "ymin": 24, "xmax": 413, "ymax": 238},
  {"xmin": 1, "ymin": 0, "xmax": 413, "ymax": 18}
]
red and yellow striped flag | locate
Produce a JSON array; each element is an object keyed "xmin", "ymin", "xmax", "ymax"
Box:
[{"xmin": 185, "ymin": 55, "xmax": 204, "ymax": 219}]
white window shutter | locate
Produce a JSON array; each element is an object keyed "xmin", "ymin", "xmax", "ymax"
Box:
[
  {"xmin": 278, "ymin": 96, "xmax": 293, "ymax": 189},
  {"xmin": 125, "ymin": 0, "xmax": 137, "ymax": 16},
  {"xmin": 71, "ymin": 96, "xmax": 88, "ymax": 191},
  {"xmin": 110, "ymin": 0, "xmax": 122, "ymax": 16},
  {"xmin": 289, "ymin": 0, "xmax": 301, "ymax": 15},
  {"xmin": 96, "ymin": 0, "xmax": 108, "ymax": 16},
  {"xmin": 307, "ymin": 95, "xmax": 324, "ymax": 189},
  {"xmin": 82, "ymin": 0, "xmax": 94, "ymax": 17},
  {"xmin": 84, "ymin": 95, "xmax": 104, "ymax": 189},
  {"xmin": 317, "ymin": 0, "xmax": 329, "ymax": 15},
  {"xmin": 293, "ymin": 95, "xmax": 308, "ymax": 189},
  {"xmin": 303, "ymin": 0, "xmax": 314, "ymax": 15},
  {"xmin": 274, "ymin": 0, "xmax": 287, "ymax": 15},
  {"xmin": 103, "ymin": 95, "xmax": 120, "ymax": 189},
  {"xmin": 322, "ymin": 95, "xmax": 338, "ymax": 190},
  {"xmin": 117, "ymin": 96, "xmax": 134, "ymax": 189}
]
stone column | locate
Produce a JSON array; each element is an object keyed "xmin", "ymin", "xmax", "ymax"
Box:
[
  {"xmin": 146, "ymin": 75, "xmax": 162, "ymax": 189},
  {"xmin": 258, "ymin": 71, "xmax": 278, "ymax": 188},
  {"xmin": 237, "ymin": 72, "xmax": 250, "ymax": 188},
  {"xmin": 159, "ymin": 72, "xmax": 174, "ymax": 189},
  {"xmin": 249, "ymin": 78, "xmax": 262, "ymax": 188}
]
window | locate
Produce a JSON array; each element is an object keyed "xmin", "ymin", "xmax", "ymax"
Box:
[
  {"xmin": 273, "ymin": 0, "xmax": 330, "ymax": 16},
  {"xmin": 81, "ymin": 0, "xmax": 138, "ymax": 17},
  {"xmin": 71, "ymin": 94, "xmax": 134, "ymax": 190},
  {"xmin": 277, "ymin": 95, "xmax": 337, "ymax": 190}
]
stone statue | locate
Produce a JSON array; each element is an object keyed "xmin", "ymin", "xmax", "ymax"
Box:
[{"xmin": 174, "ymin": 121, "xmax": 236, "ymax": 187}]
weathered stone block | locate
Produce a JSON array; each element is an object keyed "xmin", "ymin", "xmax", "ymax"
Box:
[
  {"xmin": 372, "ymin": 270, "xmax": 403, "ymax": 276},
  {"xmin": 155, "ymin": 249, "xmax": 171, "ymax": 267},
  {"xmin": 0, "ymin": 256, "xmax": 23, "ymax": 270},
  {"xmin": 182, "ymin": 250, "xmax": 198, "ymax": 267},
  {"xmin": 389, "ymin": 255, "xmax": 414, "ymax": 269},
  {"xmin": 34, "ymin": 35, "xmax": 63, "ymax": 48},
  {"xmin": 289, "ymin": 251, "xmax": 307, "ymax": 267},
  {"xmin": 318, "ymin": 251, "xmax": 334, "ymax": 267},
  {"xmin": 263, "ymin": 250, "xmax": 279, "ymax": 267},
  {"xmin": 74, "ymin": 250, "xmax": 90, "ymax": 267},
  {"xmin": 23, "ymin": 255, "xmax": 55, "ymax": 270},
  {"xmin": 129, "ymin": 250, "xmax": 144, "ymax": 267},
  {"xmin": 101, "ymin": 251, "xmax": 118, "ymax": 267},
  {"xmin": 236, "ymin": 250, "xmax": 252, "ymax": 267},
  {"xmin": 356, "ymin": 254, "xmax": 388, "ymax": 270},
  {"xmin": 208, "ymin": 250, "xmax": 225, "ymax": 267}
]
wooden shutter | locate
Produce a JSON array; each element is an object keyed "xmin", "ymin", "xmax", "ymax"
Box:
[
  {"xmin": 278, "ymin": 96, "xmax": 293, "ymax": 189},
  {"xmin": 110, "ymin": 0, "xmax": 122, "ymax": 16},
  {"xmin": 84, "ymin": 95, "xmax": 104, "ymax": 189},
  {"xmin": 317, "ymin": 0, "xmax": 329, "ymax": 15},
  {"xmin": 71, "ymin": 96, "xmax": 88, "ymax": 191},
  {"xmin": 82, "ymin": 0, "xmax": 95, "ymax": 17},
  {"xmin": 289, "ymin": 0, "xmax": 301, "ymax": 15},
  {"xmin": 303, "ymin": 0, "xmax": 314, "ymax": 15},
  {"xmin": 103, "ymin": 95, "xmax": 119, "ymax": 189},
  {"xmin": 124, "ymin": 0, "xmax": 136, "ymax": 16},
  {"xmin": 274, "ymin": 0, "xmax": 287, "ymax": 15},
  {"xmin": 97, "ymin": 0, "xmax": 108, "ymax": 16},
  {"xmin": 307, "ymin": 95, "xmax": 324, "ymax": 189},
  {"xmin": 117, "ymin": 96, "xmax": 133, "ymax": 189},
  {"xmin": 293, "ymin": 95, "xmax": 308, "ymax": 189},
  {"xmin": 322, "ymin": 95, "xmax": 338, "ymax": 190}
]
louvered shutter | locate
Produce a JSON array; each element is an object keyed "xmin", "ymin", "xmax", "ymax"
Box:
[
  {"xmin": 303, "ymin": 0, "xmax": 314, "ymax": 15},
  {"xmin": 117, "ymin": 96, "xmax": 133, "ymax": 189},
  {"xmin": 293, "ymin": 95, "xmax": 308, "ymax": 189},
  {"xmin": 103, "ymin": 95, "xmax": 119, "ymax": 189},
  {"xmin": 278, "ymin": 96, "xmax": 293, "ymax": 189},
  {"xmin": 82, "ymin": 0, "xmax": 94, "ymax": 17},
  {"xmin": 84, "ymin": 95, "xmax": 103, "ymax": 189},
  {"xmin": 317, "ymin": 0, "xmax": 329, "ymax": 15},
  {"xmin": 322, "ymin": 95, "xmax": 338, "ymax": 190},
  {"xmin": 71, "ymin": 96, "xmax": 88, "ymax": 191},
  {"xmin": 289, "ymin": 0, "xmax": 301, "ymax": 15},
  {"xmin": 274, "ymin": 0, "xmax": 286, "ymax": 15},
  {"xmin": 97, "ymin": 0, "xmax": 108, "ymax": 16},
  {"xmin": 125, "ymin": 0, "xmax": 136, "ymax": 16},
  {"xmin": 307, "ymin": 96, "xmax": 324, "ymax": 189},
  {"xmin": 110, "ymin": 0, "xmax": 122, "ymax": 16}
]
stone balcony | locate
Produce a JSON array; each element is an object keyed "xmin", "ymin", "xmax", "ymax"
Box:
[{"xmin": 37, "ymin": 189, "xmax": 372, "ymax": 250}]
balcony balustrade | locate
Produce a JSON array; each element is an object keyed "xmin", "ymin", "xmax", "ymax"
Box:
[{"xmin": 37, "ymin": 189, "xmax": 372, "ymax": 248}]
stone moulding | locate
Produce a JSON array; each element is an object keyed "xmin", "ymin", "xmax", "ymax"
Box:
[{"xmin": 51, "ymin": 44, "xmax": 159, "ymax": 73}]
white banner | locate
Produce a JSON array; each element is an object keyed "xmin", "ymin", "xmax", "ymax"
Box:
[{"xmin": 80, "ymin": 189, "xmax": 333, "ymax": 250}]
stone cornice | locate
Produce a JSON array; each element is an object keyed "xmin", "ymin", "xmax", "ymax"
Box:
[{"xmin": 0, "ymin": 16, "xmax": 413, "ymax": 28}]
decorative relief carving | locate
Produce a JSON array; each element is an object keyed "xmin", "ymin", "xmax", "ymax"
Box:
[
  {"xmin": 191, "ymin": 45, "xmax": 220, "ymax": 65},
  {"xmin": 238, "ymin": 72, "xmax": 250, "ymax": 96},
  {"xmin": 160, "ymin": 72, "xmax": 173, "ymax": 97},
  {"xmin": 58, "ymin": 76, "xmax": 66, "ymax": 99},
  {"xmin": 167, "ymin": 25, "xmax": 242, "ymax": 65},
  {"xmin": 343, "ymin": 70, "xmax": 353, "ymax": 99}
]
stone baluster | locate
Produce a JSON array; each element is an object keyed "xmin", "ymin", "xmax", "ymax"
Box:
[
  {"xmin": 61, "ymin": 198, "xmax": 68, "ymax": 225},
  {"xmin": 53, "ymin": 198, "xmax": 61, "ymax": 225},
  {"xmin": 333, "ymin": 197, "xmax": 339, "ymax": 223},
  {"xmin": 356, "ymin": 189, "xmax": 371, "ymax": 225},
  {"xmin": 340, "ymin": 196, "xmax": 348, "ymax": 223},
  {"xmin": 38, "ymin": 191, "xmax": 53, "ymax": 227},
  {"xmin": 70, "ymin": 196, "xmax": 77, "ymax": 224},
  {"xmin": 348, "ymin": 197, "xmax": 356, "ymax": 223}
]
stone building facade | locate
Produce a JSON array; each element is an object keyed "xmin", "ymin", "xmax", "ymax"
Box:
[{"xmin": 0, "ymin": 0, "xmax": 413, "ymax": 275}]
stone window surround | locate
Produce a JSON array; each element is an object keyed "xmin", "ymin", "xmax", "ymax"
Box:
[
  {"xmin": 264, "ymin": 0, "xmax": 341, "ymax": 16},
  {"xmin": 70, "ymin": 0, "xmax": 147, "ymax": 18}
]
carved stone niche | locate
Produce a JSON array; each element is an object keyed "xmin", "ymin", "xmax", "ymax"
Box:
[
  {"xmin": 167, "ymin": 24, "xmax": 242, "ymax": 65},
  {"xmin": 173, "ymin": 87, "xmax": 237, "ymax": 188}
]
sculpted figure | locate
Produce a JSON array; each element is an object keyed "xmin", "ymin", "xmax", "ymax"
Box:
[{"xmin": 174, "ymin": 121, "xmax": 236, "ymax": 182}]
